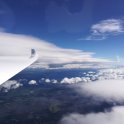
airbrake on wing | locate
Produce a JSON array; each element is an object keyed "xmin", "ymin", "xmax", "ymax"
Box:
[{"xmin": 30, "ymin": 48, "xmax": 36, "ymax": 58}]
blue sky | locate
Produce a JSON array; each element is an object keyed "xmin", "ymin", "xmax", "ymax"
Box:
[{"xmin": 0, "ymin": 0, "xmax": 124, "ymax": 60}]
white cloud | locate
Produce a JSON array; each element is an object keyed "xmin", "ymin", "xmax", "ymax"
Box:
[
  {"xmin": 77, "ymin": 79, "xmax": 124, "ymax": 102},
  {"xmin": 45, "ymin": 79, "xmax": 51, "ymax": 83},
  {"xmin": 60, "ymin": 77, "xmax": 91, "ymax": 84},
  {"xmin": 85, "ymin": 19, "xmax": 124, "ymax": 40},
  {"xmin": 0, "ymin": 32, "xmax": 110, "ymax": 68},
  {"xmin": 60, "ymin": 62, "xmax": 112, "ymax": 69},
  {"xmin": 0, "ymin": 80, "xmax": 22, "ymax": 92},
  {"xmin": 97, "ymin": 68, "xmax": 124, "ymax": 80},
  {"xmin": 28, "ymin": 80, "xmax": 37, "ymax": 85},
  {"xmin": 60, "ymin": 106, "xmax": 124, "ymax": 124},
  {"xmin": 40, "ymin": 78, "xmax": 57, "ymax": 83},
  {"xmin": 35, "ymin": 68, "xmax": 124, "ymax": 85},
  {"xmin": 92, "ymin": 19, "xmax": 123, "ymax": 34}
]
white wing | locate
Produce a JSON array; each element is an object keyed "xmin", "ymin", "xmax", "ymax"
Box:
[{"xmin": 0, "ymin": 50, "xmax": 38, "ymax": 85}]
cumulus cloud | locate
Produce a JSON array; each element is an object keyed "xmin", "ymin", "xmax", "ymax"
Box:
[
  {"xmin": 77, "ymin": 79, "xmax": 124, "ymax": 102},
  {"xmin": 60, "ymin": 106, "xmax": 124, "ymax": 124},
  {"xmin": 60, "ymin": 77, "xmax": 91, "ymax": 84},
  {"xmin": 98, "ymin": 68, "xmax": 124, "ymax": 80},
  {"xmin": 0, "ymin": 80, "xmax": 22, "ymax": 92},
  {"xmin": 44, "ymin": 68, "xmax": 124, "ymax": 84},
  {"xmin": 28, "ymin": 80, "xmax": 37, "ymax": 85},
  {"xmin": 85, "ymin": 19, "xmax": 124, "ymax": 40},
  {"xmin": 0, "ymin": 32, "xmax": 109, "ymax": 68},
  {"xmin": 36, "ymin": 68, "xmax": 124, "ymax": 85},
  {"xmin": 45, "ymin": 79, "xmax": 51, "ymax": 83},
  {"xmin": 39, "ymin": 78, "xmax": 58, "ymax": 84}
]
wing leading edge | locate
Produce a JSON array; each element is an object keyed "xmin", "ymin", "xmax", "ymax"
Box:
[{"xmin": 0, "ymin": 49, "xmax": 38, "ymax": 85}]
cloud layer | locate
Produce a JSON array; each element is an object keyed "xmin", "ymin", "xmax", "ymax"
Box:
[
  {"xmin": 0, "ymin": 32, "xmax": 109, "ymax": 68},
  {"xmin": 77, "ymin": 79, "xmax": 124, "ymax": 102},
  {"xmin": 60, "ymin": 106, "xmax": 124, "ymax": 124}
]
